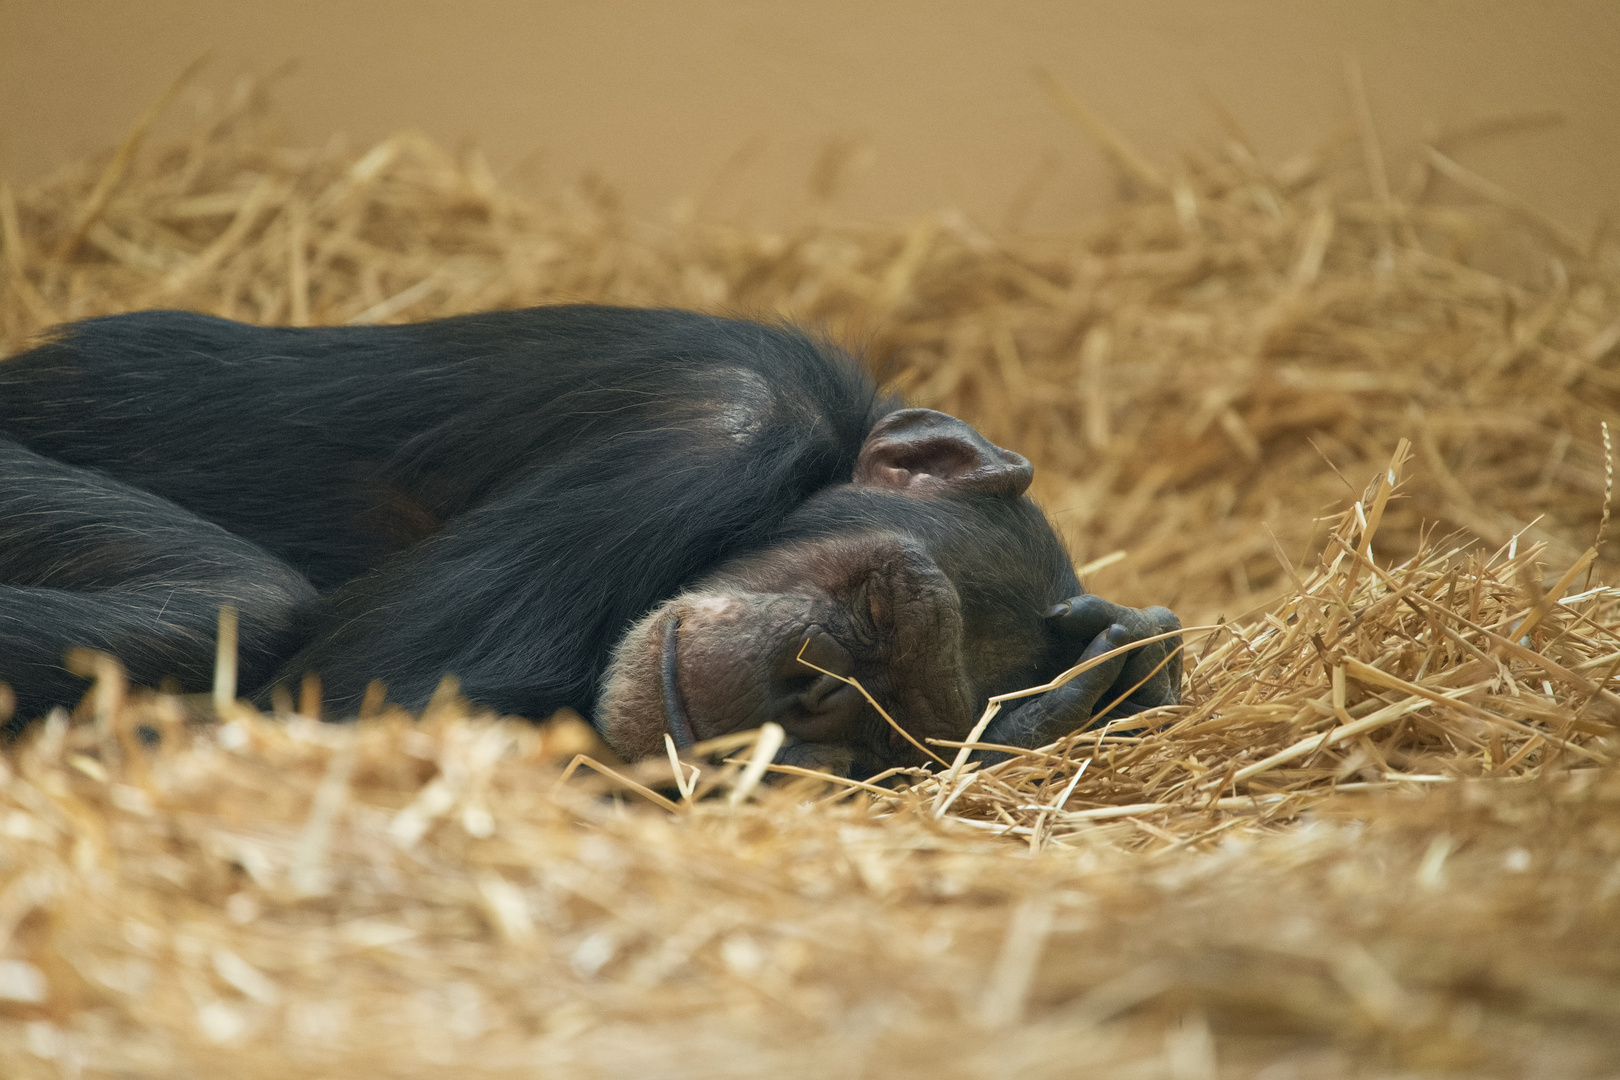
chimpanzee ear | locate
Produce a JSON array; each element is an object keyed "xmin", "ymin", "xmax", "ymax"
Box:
[{"xmin": 853, "ymin": 408, "xmax": 1034, "ymax": 497}]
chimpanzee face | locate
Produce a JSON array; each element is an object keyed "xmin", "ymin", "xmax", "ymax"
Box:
[{"xmin": 598, "ymin": 409, "xmax": 1081, "ymax": 775}]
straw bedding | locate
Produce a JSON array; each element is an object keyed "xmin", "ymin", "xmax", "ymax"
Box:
[{"xmin": 1, "ymin": 74, "xmax": 1618, "ymax": 1077}]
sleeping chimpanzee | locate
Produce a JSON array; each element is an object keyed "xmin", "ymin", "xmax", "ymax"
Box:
[{"xmin": 0, "ymin": 306, "xmax": 1181, "ymax": 773}]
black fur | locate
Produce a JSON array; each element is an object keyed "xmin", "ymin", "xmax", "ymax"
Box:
[
  {"xmin": 0, "ymin": 436, "xmax": 313, "ymax": 723},
  {"xmin": 0, "ymin": 306, "xmax": 910, "ymax": 724}
]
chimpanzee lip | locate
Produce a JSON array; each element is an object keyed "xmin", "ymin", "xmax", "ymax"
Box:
[{"xmin": 661, "ymin": 616, "xmax": 699, "ymax": 751}]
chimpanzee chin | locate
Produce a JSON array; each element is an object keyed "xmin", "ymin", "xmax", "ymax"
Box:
[{"xmin": 0, "ymin": 305, "xmax": 1181, "ymax": 773}]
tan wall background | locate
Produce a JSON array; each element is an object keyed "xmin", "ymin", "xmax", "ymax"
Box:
[{"xmin": 1, "ymin": 0, "xmax": 1616, "ymax": 235}]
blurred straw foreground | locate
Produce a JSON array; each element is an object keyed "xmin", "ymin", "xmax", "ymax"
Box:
[{"xmin": 2, "ymin": 73, "xmax": 1620, "ymax": 1077}]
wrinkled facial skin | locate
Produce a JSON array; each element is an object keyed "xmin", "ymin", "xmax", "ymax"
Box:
[{"xmin": 598, "ymin": 485, "xmax": 1081, "ymax": 775}]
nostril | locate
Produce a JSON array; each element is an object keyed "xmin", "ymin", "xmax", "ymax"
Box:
[
  {"xmin": 799, "ymin": 673, "xmax": 851, "ymax": 713},
  {"xmin": 780, "ymin": 625, "xmax": 854, "ymax": 680},
  {"xmin": 771, "ymin": 626, "xmax": 863, "ymax": 742},
  {"xmin": 792, "ymin": 676, "xmax": 862, "ymax": 741}
]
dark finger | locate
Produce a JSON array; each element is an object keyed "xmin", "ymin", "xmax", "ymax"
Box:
[
  {"xmin": 982, "ymin": 623, "xmax": 1132, "ymax": 749},
  {"xmin": 1140, "ymin": 606, "xmax": 1185, "ymax": 704},
  {"xmin": 1045, "ymin": 593, "xmax": 1132, "ymax": 646},
  {"xmin": 1104, "ymin": 608, "xmax": 1184, "ymax": 714}
]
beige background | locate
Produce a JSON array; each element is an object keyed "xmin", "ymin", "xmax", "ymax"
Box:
[{"xmin": 1, "ymin": 1, "xmax": 1616, "ymax": 234}]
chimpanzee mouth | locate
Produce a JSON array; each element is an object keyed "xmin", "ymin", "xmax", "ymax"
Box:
[{"xmin": 661, "ymin": 616, "xmax": 698, "ymax": 751}]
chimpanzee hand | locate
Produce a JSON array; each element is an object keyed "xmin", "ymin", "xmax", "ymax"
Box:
[{"xmin": 979, "ymin": 596, "xmax": 1182, "ymax": 751}]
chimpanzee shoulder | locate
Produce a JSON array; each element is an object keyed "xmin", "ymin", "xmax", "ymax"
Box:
[{"xmin": 0, "ymin": 307, "xmax": 895, "ymax": 588}]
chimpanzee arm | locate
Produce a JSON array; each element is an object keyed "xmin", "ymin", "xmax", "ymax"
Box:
[
  {"xmin": 277, "ymin": 398, "xmax": 878, "ymax": 719},
  {"xmin": 0, "ymin": 308, "xmax": 887, "ymax": 594},
  {"xmin": 0, "ymin": 438, "xmax": 315, "ymax": 728}
]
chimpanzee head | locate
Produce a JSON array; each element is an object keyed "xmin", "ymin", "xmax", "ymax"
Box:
[{"xmin": 598, "ymin": 409, "xmax": 1082, "ymax": 776}]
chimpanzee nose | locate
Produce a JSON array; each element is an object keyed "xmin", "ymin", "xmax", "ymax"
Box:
[
  {"xmin": 775, "ymin": 626, "xmax": 864, "ymax": 742},
  {"xmin": 799, "ymin": 672, "xmax": 853, "ymax": 713},
  {"xmin": 793, "ymin": 625, "xmax": 854, "ymax": 678}
]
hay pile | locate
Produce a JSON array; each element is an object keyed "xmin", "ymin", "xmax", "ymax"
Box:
[{"xmin": 2, "ymin": 75, "xmax": 1619, "ymax": 1076}]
